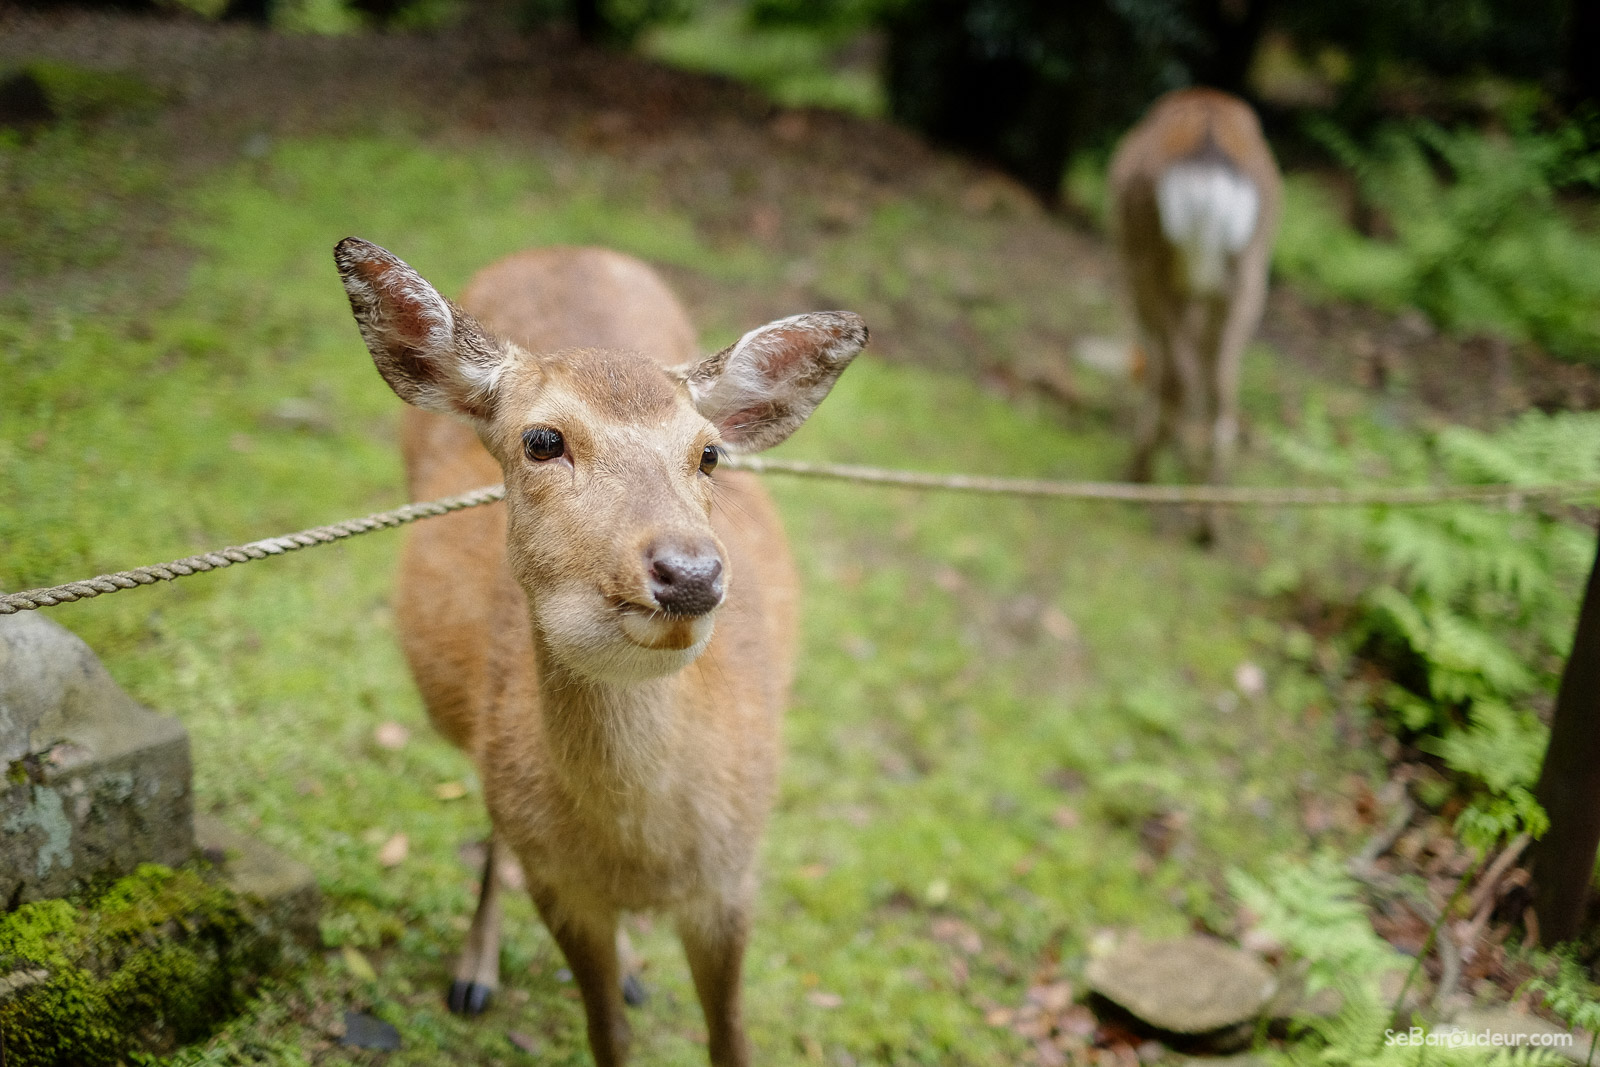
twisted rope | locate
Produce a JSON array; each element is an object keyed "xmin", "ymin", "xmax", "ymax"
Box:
[
  {"xmin": 5, "ymin": 459, "xmax": 1598, "ymax": 616},
  {"xmin": 727, "ymin": 456, "xmax": 1600, "ymax": 508},
  {"xmin": 0, "ymin": 485, "xmax": 505, "ymax": 615}
]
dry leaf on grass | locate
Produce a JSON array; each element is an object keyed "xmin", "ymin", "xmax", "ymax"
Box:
[
  {"xmin": 374, "ymin": 722, "xmax": 410, "ymax": 750},
  {"xmin": 341, "ymin": 944, "xmax": 378, "ymax": 982},
  {"xmin": 378, "ymin": 832, "xmax": 408, "ymax": 867}
]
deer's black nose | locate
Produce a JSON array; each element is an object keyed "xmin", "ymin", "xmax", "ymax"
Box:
[{"xmin": 648, "ymin": 548, "xmax": 724, "ymax": 617}]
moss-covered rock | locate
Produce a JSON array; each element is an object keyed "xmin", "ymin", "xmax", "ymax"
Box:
[{"xmin": 0, "ymin": 863, "xmax": 304, "ymax": 1066}]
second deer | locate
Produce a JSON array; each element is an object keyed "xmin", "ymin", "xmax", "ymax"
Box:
[
  {"xmin": 334, "ymin": 238, "xmax": 866, "ymax": 1066},
  {"xmin": 1110, "ymin": 87, "xmax": 1281, "ymax": 486}
]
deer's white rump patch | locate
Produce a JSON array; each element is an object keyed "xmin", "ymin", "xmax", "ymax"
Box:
[{"xmin": 1156, "ymin": 161, "xmax": 1260, "ymax": 295}]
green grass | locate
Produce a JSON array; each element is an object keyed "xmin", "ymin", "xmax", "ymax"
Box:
[
  {"xmin": 641, "ymin": 3, "xmax": 884, "ymax": 118},
  {"xmin": 2, "ymin": 122, "xmax": 1382, "ymax": 1064}
]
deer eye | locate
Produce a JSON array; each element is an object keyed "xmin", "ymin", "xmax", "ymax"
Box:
[
  {"xmin": 523, "ymin": 427, "xmax": 564, "ymax": 462},
  {"xmin": 699, "ymin": 445, "xmax": 720, "ymax": 474}
]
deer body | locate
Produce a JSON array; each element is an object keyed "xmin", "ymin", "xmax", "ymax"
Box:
[
  {"xmin": 1110, "ymin": 88, "xmax": 1281, "ymax": 485},
  {"xmin": 336, "ymin": 241, "xmax": 865, "ymax": 1066}
]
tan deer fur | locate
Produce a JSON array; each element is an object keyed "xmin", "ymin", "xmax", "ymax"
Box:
[
  {"xmin": 334, "ymin": 239, "xmax": 867, "ymax": 1067},
  {"xmin": 1110, "ymin": 87, "xmax": 1281, "ymax": 486}
]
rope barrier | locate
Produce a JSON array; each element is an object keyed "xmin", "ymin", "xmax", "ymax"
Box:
[
  {"xmin": 0, "ymin": 485, "xmax": 505, "ymax": 615},
  {"xmin": 4, "ymin": 459, "xmax": 1597, "ymax": 615},
  {"xmin": 728, "ymin": 456, "xmax": 1600, "ymax": 508}
]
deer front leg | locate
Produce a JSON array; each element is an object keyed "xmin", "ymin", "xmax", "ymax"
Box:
[
  {"xmin": 537, "ymin": 896, "xmax": 632, "ymax": 1067},
  {"xmin": 617, "ymin": 926, "xmax": 648, "ymax": 1006},
  {"xmin": 678, "ymin": 897, "xmax": 753, "ymax": 1067},
  {"xmin": 448, "ymin": 834, "xmax": 504, "ymax": 1015}
]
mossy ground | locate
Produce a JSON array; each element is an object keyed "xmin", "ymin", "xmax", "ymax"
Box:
[
  {"xmin": 0, "ymin": 864, "xmax": 297, "ymax": 1066},
  {"xmin": 0, "ymin": 22, "xmax": 1504, "ymax": 1066}
]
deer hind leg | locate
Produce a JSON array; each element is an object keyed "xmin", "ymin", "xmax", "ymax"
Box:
[
  {"xmin": 448, "ymin": 834, "xmax": 504, "ymax": 1016},
  {"xmin": 1209, "ymin": 251, "xmax": 1270, "ymax": 486},
  {"xmin": 678, "ymin": 895, "xmax": 754, "ymax": 1067},
  {"xmin": 537, "ymin": 896, "xmax": 632, "ymax": 1067},
  {"xmin": 1169, "ymin": 306, "xmax": 1213, "ymax": 483},
  {"xmin": 1129, "ymin": 338, "xmax": 1180, "ymax": 483}
]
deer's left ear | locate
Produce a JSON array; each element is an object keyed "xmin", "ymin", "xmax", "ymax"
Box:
[{"xmin": 676, "ymin": 311, "xmax": 867, "ymax": 454}]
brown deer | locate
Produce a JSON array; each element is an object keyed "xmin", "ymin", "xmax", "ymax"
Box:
[
  {"xmin": 1109, "ymin": 87, "xmax": 1281, "ymax": 486},
  {"xmin": 333, "ymin": 237, "xmax": 867, "ymax": 1067}
]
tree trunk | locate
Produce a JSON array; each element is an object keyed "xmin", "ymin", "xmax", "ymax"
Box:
[
  {"xmin": 1530, "ymin": 525, "xmax": 1600, "ymax": 944},
  {"xmin": 1565, "ymin": 0, "xmax": 1600, "ymax": 113},
  {"xmin": 1192, "ymin": 0, "xmax": 1274, "ymax": 97}
]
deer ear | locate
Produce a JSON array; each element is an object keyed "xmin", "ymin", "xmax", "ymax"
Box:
[
  {"xmin": 677, "ymin": 311, "xmax": 867, "ymax": 454},
  {"xmin": 334, "ymin": 237, "xmax": 508, "ymax": 421}
]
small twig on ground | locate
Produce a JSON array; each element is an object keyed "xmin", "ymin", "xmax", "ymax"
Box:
[
  {"xmin": 1455, "ymin": 834, "xmax": 1532, "ymax": 951},
  {"xmin": 1351, "ymin": 794, "xmax": 1418, "ymax": 872}
]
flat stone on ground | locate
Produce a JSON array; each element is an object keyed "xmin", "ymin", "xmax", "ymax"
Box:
[
  {"xmin": 195, "ymin": 814, "xmax": 322, "ymax": 947},
  {"xmin": 1, "ymin": 612, "xmax": 193, "ymax": 905},
  {"xmin": 1441, "ymin": 1007, "xmax": 1590, "ymax": 1063},
  {"xmin": 1086, "ymin": 935, "xmax": 1277, "ymax": 1035}
]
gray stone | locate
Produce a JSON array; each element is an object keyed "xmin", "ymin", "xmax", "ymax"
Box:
[
  {"xmin": 1439, "ymin": 1007, "xmax": 1591, "ymax": 1064},
  {"xmin": 1, "ymin": 611, "xmax": 193, "ymax": 904},
  {"xmin": 1086, "ymin": 935, "xmax": 1278, "ymax": 1035},
  {"xmin": 195, "ymin": 814, "xmax": 321, "ymax": 946}
]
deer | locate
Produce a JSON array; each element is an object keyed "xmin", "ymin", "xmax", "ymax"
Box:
[
  {"xmin": 1109, "ymin": 87, "xmax": 1281, "ymax": 489},
  {"xmin": 332, "ymin": 236, "xmax": 867, "ymax": 1067}
]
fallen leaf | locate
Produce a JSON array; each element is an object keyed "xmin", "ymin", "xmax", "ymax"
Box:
[
  {"xmin": 498, "ymin": 855, "xmax": 526, "ymax": 890},
  {"xmin": 1027, "ymin": 980, "xmax": 1074, "ymax": 1014},
  {"xmin": 1059, "ymin": 1004, "xmax": 1098, "ymax": 1038},
  {"xmin": 434, "ymin": 781, "xmax": 467, "ymax": 801},
  {"xmin": 342, "ymin": 944, "xmax": 378, "ymax": 982},
  {"xmin": 806, "ymin": 990, "xmax": 843, "ymax": 1009},
  {"xmin": 798, "ymin": 863, "xmax": 829, "ymax": 880},
  {"xmin": 1039, "ymin": 607, "xmax": 1078, "ymax": 642},
  {"xmin": 378, "ymin": 832, "xmax": 409, "ymax": 867},
  {"xmin": 985, "ymin": 1007, "xmax": 1015, "ymax": 1027},
  {"xmin": 507, "ymin": 1030, "xmax": 539, "ymax": 1054},
  {"xmin": 1052, "ymin": 806, "xmax": 1081, "ymax": 830},
  {"xmin": 1234, "ymin": 661, "xmax": 1266, "ymax": 697},
  {"xmin": 1034, "ymin": 1038, "xmax": 1067, "ymax": 1067},
  {"xmin": 930, "ymin": 917, "xmax": 982, "ymax": 955},
  {"xmin": 374, "ymin": 722, "xmax": 410, "ymax": 750}
]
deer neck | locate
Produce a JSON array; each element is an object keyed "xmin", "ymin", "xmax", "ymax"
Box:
[{"xmin": 531, "ymin": 639, "xmax": 688, "ymax": 797}]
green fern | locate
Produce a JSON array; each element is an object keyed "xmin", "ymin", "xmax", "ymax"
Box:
[
  {"xmin": 1275, "ymin": 409, "xmax": 1599, "ymax": 843},
  {"xmin": 1229, "ymin": 856, "xmax": 1408, "ymax": 997},
  {"xmin": 1279, "ymin": 987, "xmax": 1569, "ymax": 1067},
  {"xmin": 1282, "ymin": 118, "xmax": 1600, "ymax": 362},
  {"xmin": 1524, "ymin": 951, "xmax": 1600, "ymax": 1067}
]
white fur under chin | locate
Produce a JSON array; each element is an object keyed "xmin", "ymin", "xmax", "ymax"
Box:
[
  {"xmin": 1156, "ymin": 161, "xmax": 1260, "ymax": 295},
  {"xmin": 537, "ymin": 599, "xmax": 715, "ymax": 685}
]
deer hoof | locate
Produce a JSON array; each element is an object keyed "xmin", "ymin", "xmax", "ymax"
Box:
[
  {"xmin": 448, "ymin": 978, "xmax": 494, "ymax": 1016},
  {"xmin": 622, "ymin": 972, "xmax": 648, "ymax": 1007}
]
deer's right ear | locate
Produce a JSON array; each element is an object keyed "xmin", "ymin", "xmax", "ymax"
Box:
[{"xmin": 334, "ymin": 237, "xmax": 508, "ymax": 421}]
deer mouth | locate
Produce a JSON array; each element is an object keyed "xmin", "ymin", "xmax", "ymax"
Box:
[{"xmin": 613, "ymin": 599, "xmax": 714, "ymax": 652}]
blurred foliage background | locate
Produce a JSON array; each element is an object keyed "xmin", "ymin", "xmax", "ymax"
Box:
[{"xmin": 6, "ymin": 0, "xmax": 1600, "ymax": 1062}]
